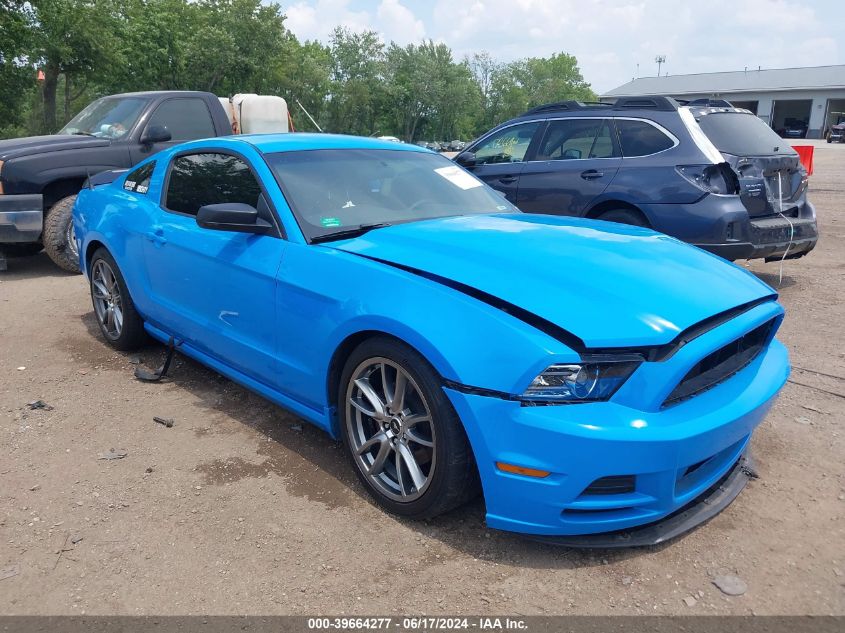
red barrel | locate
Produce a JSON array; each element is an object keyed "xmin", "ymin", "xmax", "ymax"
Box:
[{"xmin": 792, "ymin": 145, "xmax": 814, "ymax": 176}]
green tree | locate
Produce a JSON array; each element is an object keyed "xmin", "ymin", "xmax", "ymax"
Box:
[
  {"xmin": 0, "ymin": 1, "xmax": 36, "ymax": 138},
  {"xmin": 29, "ymin": 0, "xmax": 124, "ymax": 133},
  {"xmin": 326, "ymin": 27, "xmax": 386, "ymax": 135}
]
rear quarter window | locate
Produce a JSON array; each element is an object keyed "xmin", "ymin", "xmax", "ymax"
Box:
[
  {"xmin": 123, "ymin": 161, "xmax": 156, "ymax": 194},
  {"xmin": 615, "ymin": 119, "xmax": 675, "ymax": 157},
  {"xmin": 696, "ymin": 111, "xmax": 795, "ymax": 156}
]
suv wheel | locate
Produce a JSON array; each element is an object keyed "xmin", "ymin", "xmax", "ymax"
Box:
[
  {"xmin": 43, "ymin": 194, "xmax": 81, "ymax": 273},
  {"xmin": 596, "ymin": 208, "xmax": 649, "ymax": 228}
]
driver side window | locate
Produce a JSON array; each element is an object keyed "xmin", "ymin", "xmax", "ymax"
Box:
[
  {"xmin": 164, "ymin": 153, "xmax": 262, "ymax": 216},
  {"xmin": 473, "ymin": 122, "xmax": 541, "ymax": 165}
]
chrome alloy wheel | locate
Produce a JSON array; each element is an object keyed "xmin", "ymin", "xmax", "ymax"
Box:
[
  {"xmin": 345, "ymin": 358, "xmax": 436, "ymax": 502},
  {"xmin": 91, "ymin": 259, "xmax": 123, "ymax": 339}
]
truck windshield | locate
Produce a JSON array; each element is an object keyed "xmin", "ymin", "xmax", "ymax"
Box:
[
  {"xmin": 265, "ymin": 148, "xmax": 519, "ymax": 242},
  {"xmin": 60, "ymin": 97, "xmax": 147, "ymax": 139},
  {"xmin": 695, "ymin": 111, "xmax": 795, "ymax": 157}
]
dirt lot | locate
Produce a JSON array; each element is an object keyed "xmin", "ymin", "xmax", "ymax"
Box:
[{"xmin": 1, "ymin": 140, "xmax": 843, "ymax": 616}]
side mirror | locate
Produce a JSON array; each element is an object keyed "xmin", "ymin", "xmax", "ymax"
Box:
[
  {"xmin": 141, "ymin": 124, "xmax": 171, "ymax": 145},
  {"xmin": 196, "ymin": 203, "xmax": 272, "ymax": 234},
  {"xmin": 455, "ymin": 151, "xmax": 476, "ymax": 167}
]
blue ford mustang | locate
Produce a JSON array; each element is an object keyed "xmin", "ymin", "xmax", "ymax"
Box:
[{"xmin": 73, "ymin": 134, "xmax": 789, "ymax": 545}]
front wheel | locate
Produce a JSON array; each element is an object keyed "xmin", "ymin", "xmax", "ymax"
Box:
[
  {"xmin": 43, "ymin": 194, "xmax": 81, "ymax": 273},
  {"xmin": 89, "ymin": 248, "xmax": 147, "ymax": 350},
  {"xmin": 338, "ymin": 337, "xmax": 479, "ymax": 519}
]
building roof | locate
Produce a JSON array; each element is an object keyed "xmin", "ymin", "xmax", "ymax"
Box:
[{"xmin": 603, "ymin": 65, "xmax": 845, "ymax": 97}]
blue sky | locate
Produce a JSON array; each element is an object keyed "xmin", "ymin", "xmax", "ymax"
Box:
[{"xmin": 278, "ymin": 0, "xmax": 843, "ymax": 93}]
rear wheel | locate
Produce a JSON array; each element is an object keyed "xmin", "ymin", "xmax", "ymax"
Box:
[
  {"xmin": 596, "ymin": 208, "xmax": 649, "ymax": 228},
  {"xmin": 338, "ymin": 337, "xmax": 479, "ymax": 519},
  {"xmin": 43, "ymin": 194, "xmax": 81, "ymax": 273},
  {"xmin": 89, "ymin": 248, "xmax": 147, "ymax": 350}
]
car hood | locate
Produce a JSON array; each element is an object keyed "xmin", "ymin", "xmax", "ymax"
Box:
[
  {"xmin": 0, "ymin": 134, "xmax": 110, "ymax": 160},
  {"xmin": 329, "ymin": 214, "xmax": 775, "ymax": 349}
]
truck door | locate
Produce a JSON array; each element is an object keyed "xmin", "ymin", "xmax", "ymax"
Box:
[{"xmin": 129, "ymin": 98, "xmax": 219, "ymax": 165}]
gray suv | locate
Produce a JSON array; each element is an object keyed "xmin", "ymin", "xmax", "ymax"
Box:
[{"xmin": 454, "ymin": 97, "xmax": 818, "ymax": 262}]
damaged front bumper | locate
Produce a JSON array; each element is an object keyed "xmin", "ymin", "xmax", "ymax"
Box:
[
  {"xmin": 530, "ymin": 454, "xmax": 756, "ymax": 548},
  {"xmin": 0, "ymin": 193, "xmax": 43, "ymax": 243}
]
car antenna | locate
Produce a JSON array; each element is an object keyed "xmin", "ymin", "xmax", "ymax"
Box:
[
  {"xmin": 295, "ymin": 98, "xmax": 323, "ymax": 133},
  {"xmin": 86, "ymin": 169, "xmax": 93, "ymax": 190}
]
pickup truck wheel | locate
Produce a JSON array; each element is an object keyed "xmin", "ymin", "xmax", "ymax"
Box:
[
  {"xmin": 89, "ymin": 248, "xmax": 147, "ymax": 350},
  {"xmin": 43, "ymin": 194, "xmax": 81, "ymax": 273}
]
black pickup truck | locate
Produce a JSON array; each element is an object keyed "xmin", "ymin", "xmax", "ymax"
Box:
[{"xmin": 0, "ymin": 91, "xmax": 234, "ymax": 271}]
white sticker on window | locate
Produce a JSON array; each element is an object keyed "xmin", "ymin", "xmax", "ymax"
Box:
[
  {"xmin": 434, "ymin": 165, "xmax": 482, "ymax": 190},
  {"xmin": 124, "ymin": 180, "xmax": 136, "ymax": 191},
  {"xmin": 136, "ymin": 185, "xmax": 148, "ymax": 194}
]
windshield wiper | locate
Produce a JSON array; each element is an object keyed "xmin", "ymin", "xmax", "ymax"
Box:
[
  {"xmin": 311, "ymin": 223, "xmax": 392, "ymax": 244},
  {"xmin": 71, "ymin": 131, "xmax": 96, "ymax": 137}
]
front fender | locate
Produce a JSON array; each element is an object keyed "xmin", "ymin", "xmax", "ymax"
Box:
[{"xmin": 276, "ymin": 244, "xmax": 580, "ymax": 418}]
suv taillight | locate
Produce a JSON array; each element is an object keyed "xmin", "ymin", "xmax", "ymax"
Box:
[{"xmin": 676, "ymin": 163, "xmax": 739, "ymax": 195}]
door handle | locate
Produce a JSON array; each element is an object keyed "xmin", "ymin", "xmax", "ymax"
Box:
[
  {"xmin": 581, "ymin": 169, "xmax": 604, "ymax": 180},
  {"xmin": 145, "ymin": 227, "xmax": 167, "ymax": 245},
  {"xmin": 498, "ymin": 176, "xmax": 518, "ymax": 184}
]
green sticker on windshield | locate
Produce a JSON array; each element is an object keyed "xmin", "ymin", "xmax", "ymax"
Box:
[{"xmin": 320, "ymin": 217, "xmax": 342, "ymax": 227}]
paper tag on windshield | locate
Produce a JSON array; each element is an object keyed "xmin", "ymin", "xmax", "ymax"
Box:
[{"xmin": 434, "ymin": 166, "xmax": 482, "ymax": 190}]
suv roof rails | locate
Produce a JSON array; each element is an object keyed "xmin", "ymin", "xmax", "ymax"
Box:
[
  {"xmin": 611, "ymin": 96, "xmax": 680, "ymax": 111},
  {"xmin": 522, "ymin": 101, "xmax": 613, "ymax": 115},
  {"xmin": 521, "ymin": 96, "xmax": 681, "ymax": 117},
  {"xmin": 684, "ymin": 98, "xmax": 735, "ymax": 108}
]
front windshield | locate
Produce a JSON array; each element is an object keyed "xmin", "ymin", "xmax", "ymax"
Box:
[
  {"xmin": 266, "ymin": 148, "xmax": 519, "ymax": 241},
  {"xmin": 59, "ymin": 97, "xmax": 147, "ymax": 139}
]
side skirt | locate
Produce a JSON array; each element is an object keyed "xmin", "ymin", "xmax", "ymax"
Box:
[{"xmin": 143, "ymin": 322, "xmax": 335, "ymax": 436}]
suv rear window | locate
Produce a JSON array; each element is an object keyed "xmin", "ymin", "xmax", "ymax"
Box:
[{"xmin": 695, "ymin": 111, "xmax": 793, "ymax": 156}]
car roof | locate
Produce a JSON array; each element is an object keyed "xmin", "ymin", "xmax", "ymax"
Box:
[
  {"xmin": 102, "ymin": 90, "xmax": 215, "ymax": 99},
  {"xmin": 233, "ymin": 133, "xmax": 430, "ymax": 154}
]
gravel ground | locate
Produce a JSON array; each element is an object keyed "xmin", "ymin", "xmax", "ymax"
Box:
[{"xmin": 1, "ymin": 141, "xmax": 843, "ymax": 616}]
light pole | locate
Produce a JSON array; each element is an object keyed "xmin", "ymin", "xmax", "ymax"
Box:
[{"xmin": 655, "ymin": 55, "xmax": 666, "ymax": 77}]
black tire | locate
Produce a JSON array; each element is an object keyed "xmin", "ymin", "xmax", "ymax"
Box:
[
  {"xmin": 338, "ymin": 336, "xmax": 479, "ymax": 519},
  {"xmin": 88, "ymin": 247, "xmax": 147, "ymax": 351},
  {"xmin": 2, "ymin": 243, "xmax": 43, "ymax": 258},
  {"xmin": 43, "ymin": 194, "xmax": 81, "ymax": 273},
  {"xmin": 596, "ymin": 208, "xmax": 649, "ymax": 228}
]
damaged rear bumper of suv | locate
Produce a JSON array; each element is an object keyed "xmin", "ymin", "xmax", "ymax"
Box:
[
  {"xmin": 643, "ymin": 194, "xmax": 818, "ymax": 262},
  {"xmin": 699, "ymin": 213, "xmax": 818, "ymax": 262}
]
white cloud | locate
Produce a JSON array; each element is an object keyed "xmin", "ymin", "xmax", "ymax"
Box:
[
  {"xmin": 284, "ymin": 0, "xmax": 373, "ymax": 42},
  {"xmin": 376, "ymin": 0, "xmax": 426, "ymax": 44}
]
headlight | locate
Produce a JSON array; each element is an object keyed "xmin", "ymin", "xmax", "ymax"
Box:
[{"xmin": 522, "ymin": 360, "xmax": 641, "ymax": 403}]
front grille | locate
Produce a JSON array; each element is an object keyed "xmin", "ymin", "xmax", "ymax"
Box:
[{"xmin": 662, "ymin": 320, "xmax": 774, "ymax": 408}]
